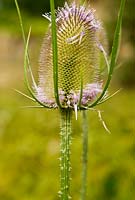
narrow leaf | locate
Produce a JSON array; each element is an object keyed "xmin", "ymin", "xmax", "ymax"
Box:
[
  {"xmin": 24, "ymin": 28, "xmax": 51, "ymax": 109},
  {"xmin": 87, "ymin": 0, "xmax": 126, "ymax": 108},
  {"xmin": 50, "ymin": 0, "xmax": 61, "ymax": 108},
  {"xmin": 14, "ymin": 0, "xmax": 37, "ymax": 90}
]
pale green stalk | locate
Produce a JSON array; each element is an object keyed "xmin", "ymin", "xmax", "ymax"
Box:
[
  {"xmin": 81, "ymin": 110, "xmax": 88, "ymax": 200},
  {"xmin": 81, "ymin": 2, "xmax": 126, "ymax": 200}
]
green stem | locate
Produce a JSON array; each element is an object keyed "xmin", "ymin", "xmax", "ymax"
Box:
[
  {"xmin": 81, "ymin": 110, "xmax": 88, "ymax": 200},
  {"xmin": 59, "ymin": 109, "xmax": 72, "ymax": 200}
]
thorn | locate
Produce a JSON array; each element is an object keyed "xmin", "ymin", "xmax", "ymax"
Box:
[
  {"xmin": 13, "ymin": 88, "xmax": 36, "ymax": 102},
  {"xmin": 20, "ymin": 106, "xmax": 44, "ymax": 109},
  {"xmin": 97, "ymin": 42, "xmax": 110, "ymax": 74},
  {"xmin": 42, "ymin": 14, "xmax": 51, "ymax": 22},
  {"xmin": 79, "ymin": 30, "xmax": 85, "ymax": 44},
  {"xmin": 98, "ymin": 110, "xmax": 111, "ymax": 134},
  {"xmin": 74, "ymin": 104, "xmax": 78, "ymax": 120}
]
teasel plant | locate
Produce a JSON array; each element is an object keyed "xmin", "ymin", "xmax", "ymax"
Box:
[{"xmin": 14, "ymin": 0, "xmax": 125, "ymax": 199}]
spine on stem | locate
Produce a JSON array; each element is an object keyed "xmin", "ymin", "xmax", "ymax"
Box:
[{"xmin": 59, "ymin": 109, "xmax": 72, "ymax": 200}]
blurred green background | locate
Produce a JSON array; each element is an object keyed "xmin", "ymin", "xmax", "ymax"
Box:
[{"xmin": 0, "ymin": 0, "xmax": 134, "ymax": 199}]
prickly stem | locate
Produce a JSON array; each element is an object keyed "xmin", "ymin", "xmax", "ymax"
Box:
[{"xmin": 59, "ymin": 109, "xmax": 72, "ymax": 200}]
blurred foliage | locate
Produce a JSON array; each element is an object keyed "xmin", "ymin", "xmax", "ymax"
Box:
[
  {"xmin": 0, "ymin": 0, "xmax": 134, "ymax": 86},
  {"xmin": 0, "ymin": 90, "xmax": 134, "ymax": 200},
  {"xmin": 0, "ymin": 0, "xmax": 134, "ymax": 200},
  {"xmin": 102, "ymin": 0, "xmax": 135, "ymax": 88},
  {"xmin": 0, "ymin": 0, "xmax": 64, "ymax": 13}
]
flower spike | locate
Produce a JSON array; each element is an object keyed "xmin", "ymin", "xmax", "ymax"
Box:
[{"xmin": 37, "ymin": 1, "xmax": 106, "ymax": 110}]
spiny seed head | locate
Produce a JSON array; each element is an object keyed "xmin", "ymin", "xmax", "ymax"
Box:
[{"xmin": 36, "ymin": 2, "xmax": 106, "ymax": 109}]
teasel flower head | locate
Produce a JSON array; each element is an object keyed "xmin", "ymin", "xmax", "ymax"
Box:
[
  {"xmin": 35, "ymin": 1, "xmax": 107, "ymax": 113},
  {"xmin": 15, "ymin": 0, "xmax": 125, "ymax": 117}
]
